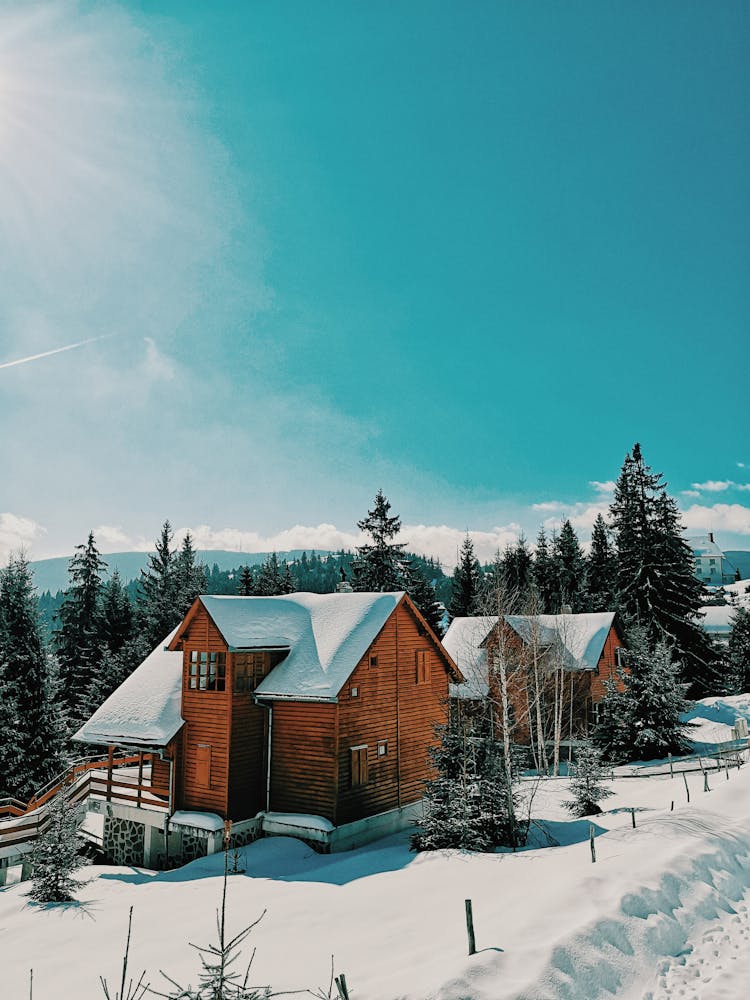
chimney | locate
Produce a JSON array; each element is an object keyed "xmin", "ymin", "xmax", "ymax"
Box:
[{"xmin": 708, "ymin": 531, "xmax": 714, "ymax": 544}]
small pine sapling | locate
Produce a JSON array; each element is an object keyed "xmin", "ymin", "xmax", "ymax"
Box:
[
  {"xmin": 563, "ymin": 742, "xmax": 615, "ymax": 817},
  {"xmin": 99, "ymin": 907, "xmax": 149, "ymax": 1000},
  {"xmin": 27, "ymin": 784, "xmax": 88, "ymax": 904}
]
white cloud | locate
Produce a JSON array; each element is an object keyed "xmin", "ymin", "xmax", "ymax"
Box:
[
  {"xmin": 92, "ymin": 524, "xmax": 150, "ymax": 552},
  {"xmin": 589, "ymin": 480, "xmax": 616, "ymax": 494},
  {"xmin": 691, "ymin": 480, "xmax": 734, "ymax": 492},
  {"xmin": 681, "ymin": 489, "xmax": 701, "ymax": 498},
  {"xmin": 0, "ymin": 512, "xmax": 46, "ymax": 562},
  {"xmin": 681, "ymin": 504, "xmax": 750, "ymax": 536},
  {"xmin": 538, "ymin": 502, "xmax": 610, "ymax": 538},
  {"xmin": 532, "ymin": 501, "xmax": 566, "ymax": 513}
]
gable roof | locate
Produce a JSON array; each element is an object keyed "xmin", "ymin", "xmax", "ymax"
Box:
[
  {"xmin": 443, "ymin": 611, "xmax": 619, "ymax": 699},
  {"xmin": 442, "ymin": 616, "xmax": 497, "ymax": 700},
  {"xmin": 504, "ymin": 612, "xmax": 617, "ymax": 671},
  {"xmin": 175, "ymin": 591, "xmax": 457, "ymax": 701},
  {"xmin": 72, "ymin": 627, "xmax": 184, "ymax": 748}
]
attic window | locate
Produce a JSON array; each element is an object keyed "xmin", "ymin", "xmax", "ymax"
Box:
[
  {"xmin": 377, "ymin": 740, "xmax": 388, "ymax": 757},
  {"xmin": 369, "ymin": 654, "xmax": 378, "ymax": 668},
  {"xmin": 188, "ymin": 651, "xmax": 226, "ymax": 692},
  {"xmin": 350, "ymin": 685, "xmax": 359, "ymax": 698}
]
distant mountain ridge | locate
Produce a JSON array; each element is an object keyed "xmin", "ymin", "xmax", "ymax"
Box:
[{"xmin": 29, "ymin": 549, "xmax": 331, "ymax": 595}]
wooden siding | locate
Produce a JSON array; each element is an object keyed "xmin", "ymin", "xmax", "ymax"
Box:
[
  {"xmin": 228, "ymin": 664, "xmax": 267, "ymax": 820},
  {"xmin": 268, "ymin": 701, "xmax": 338, "ymax": 820},
  {"xmin": 590, "ymin": 625, "xmax": 626, "ymax": 702},
  {"xmin": 179, "ymin": 603, "xmax": 231, "ymax": 816},
  {"xmin": 335, "ymin": 599, "xmax": 450, "ymax": 826}
]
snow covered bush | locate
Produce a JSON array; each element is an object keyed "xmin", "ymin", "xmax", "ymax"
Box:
[{"xmin": 563, "ymin": 742, "xmax": 614, "ymax": 817}]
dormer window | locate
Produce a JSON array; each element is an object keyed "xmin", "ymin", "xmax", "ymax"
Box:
[
  {"xmin": 188, "ymin": 651, "xmax": 226, "ymax": 692},
  {"xmin": 234, "ymin": 653, "xmax": 268, "ymax": 692}
]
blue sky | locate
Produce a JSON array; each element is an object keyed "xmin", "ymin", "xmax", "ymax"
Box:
[{"xmin": 1, "ymin": 1, "xmax": 749, "ymax": 568}]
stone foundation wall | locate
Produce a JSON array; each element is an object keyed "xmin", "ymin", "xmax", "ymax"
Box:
[{"xmin": 103, "ymin": 817, "xmax": 145, "ymax": 866}]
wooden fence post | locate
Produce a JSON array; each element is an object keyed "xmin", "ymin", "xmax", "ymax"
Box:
[
  {"xmin": 704, "ymin": 771, "xmax": 710, "ymax": 793},
  {"xmin": 630, "ymin": 808, "xmax": 636, "ymax": 828},
  {"xmin": 589, "ymin": 825, "xmax": 596, "ymax": 863},
  {"xmin": 465, "ymin": 899, "xmax": 477, "ymax": 955},
  {"xmin": 668, "ymin": 753, "xmax": 673, "ymax": 778},
  {"xmin": 683, "ymin": 773, "xmax": 690, "ymax": 803}
]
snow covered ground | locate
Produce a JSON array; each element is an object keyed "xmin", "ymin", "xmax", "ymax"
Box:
[{"xmin": 5, "ymin": 755, "xmax": 750, "ymax": 999}]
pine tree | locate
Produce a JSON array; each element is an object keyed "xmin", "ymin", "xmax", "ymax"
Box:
[
  {"xmin": 498, "ymin": 536, "xmax": 534, "ymax": 605},
  {"xmin": 138, "ymin": 521, "xmax": 179, "ymax": 647},
  {"xmin": 448, "ymin": 534, "xmax": 481, "ymax": 620},
  {"xmin": 563, "ymin": 742, "xmax": 614, "ymax": 816},
  {"xmin": 533, "ymin": 527, "xmax": 557, "ymax": 614},
  {"xmin": 280, "ymin": 562, "xmax": 295, "ymax": 595},
  {"xmin": 551, "ymin": 520, "xmax": 588, "ymax": 612},
  {"xmin": 610, "ymin": 444, "xmax": 715, "ymax": 696},
  {"xmin": 55, "ymin": 532, "xmax": 108, "ymax": 726},
  {"xmin": 587, "ymin": 514, "xmax": 618, "ymax": 612},
  {"xmin": 28, "ymin": 784, "xmax": 87, "ymax": 903},
  {"xmin": 0, "ymin": 555, "xmax": 65, "ymax": 800},
  {"xmin": 237, "ymin": 565, "xmax": 255, "ymax": 596},
  {"xmin": 592, "ymin": 675, "xmax": 633, "ymax": 764},
  {"xmin": 352, "ymin": 489, "xmax": 409, "ymax": 592}
]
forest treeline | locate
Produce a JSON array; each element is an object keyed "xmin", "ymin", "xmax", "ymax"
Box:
[{"xmin": 2, "ymin": 442, "xmax": 749, "ymax": 805}]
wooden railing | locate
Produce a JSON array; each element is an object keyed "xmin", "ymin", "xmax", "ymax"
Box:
[{"xmin": 0, "ymin": 752, "xmax": 170, "ymax": 854}]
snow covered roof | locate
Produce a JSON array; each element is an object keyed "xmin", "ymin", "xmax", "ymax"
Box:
[
  {"xmin": 504, "ymin": 613, "xmax": 617, "ymax": 671},
  {"xmin": 195, "ymin": 592, "xmax": 406, "ymax": 701},
  {"xmin": 442, "ymin": 616, "xmax": 497, "ymax": 700},
  {"xmin": 443, "ymin": 611, "xmax": 618, "ymax": 699},
  {"xmin": 690, "ymin": 536, "xmax": 726, "ymax": 558},
  {"xmin": 73, "ymin": 627, "xmax": 184, "ymax": 748}
]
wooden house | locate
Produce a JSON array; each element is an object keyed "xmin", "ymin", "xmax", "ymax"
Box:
[
  {"xmin": 443, "ymin": 611, "xmax": 627, "ymax": 751},
  {"xmin": 75, "ymin": 591, "xmax": 461, "ymax": 856}
]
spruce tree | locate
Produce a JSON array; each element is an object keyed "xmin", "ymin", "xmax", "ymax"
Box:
[
  {"xmin": 175, "ymin": 531, "xmax": 207, "ymax": 615},
  {"xmin": 28, "ymin": 785, "xmax": 87, "ymax": 903},
  {"xmin": 533, "ymin": 527, "xmax": 557, "ymax": 613},
  {"xmin": 138, "ymin": 521, "xmax": 179, "ymax": 647},
  {"xmin": 280, "ymin": 561, "xmax": 296, "ymax": 595},
  {"xmin": 405, "ymin": 563, "xmax": 444, "ymax": 637},
  {"xmin": 499, "ymin": 536, "xmax": 534, "ymax": 605},
  {"xmin": 587, "ymin": 514, "xmax": 618, "ymax": 612},
  {"xmin": 610, "ymin": 444, "xmax": 715, "ymax": 696},
  {"xmin": 55, "ymin": 532, "xmax": 108, "ymax": 727},
  {"xmin": 99, "ymin": 570, "xmax": 133, "ymax": 654},
  {"xmin": 563, "ymin": 742, "xmax": 614, "ymax": 816},
  {"xmin": 352, "ymin": 489, "xmax": 409, "ymax": 592},
  {"xmin": 237, "ymin": 565, "xmax": 255, "ymax": 596},
  {"xmin": 596, "ymin": 629, "xmax": 692, "ymax": 763},
  {"xmin": 551, "ymin": 519, "xmax": 588, "ymax": 612},
  {"xmin": 727, "ymin": 608, "xmax": 750, "ymax": 694},
  {"xmin": 448, "ymin": 534, "xmax": 481, "ymax": 620},
  {"xmin": 0, "ymin": 555, "xmax": 65, "ymax": 800},
  {"xmin": 256, "ymin": 553, "xmax": 284, "ymax": 596}
]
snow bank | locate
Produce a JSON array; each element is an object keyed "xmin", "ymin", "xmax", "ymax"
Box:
[{"xmin": 6, "ymin": 767, "xmax": 750, "ymax": 998}]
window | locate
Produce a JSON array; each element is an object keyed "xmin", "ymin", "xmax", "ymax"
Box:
[
  {"xmin": 615, "ymin": 646, "xmax": 626, "ymax": 670},
  {"xmin": 588, "ymin": 701, "xmax": 601, "ymax": 728},
  {"xmin": 415, "ymin": 650, "xmax": 430, "ymax": 684},
  {"xmin": 350, "ymin": 745, "xmax": 368, "ymax": 787},
  {"xmin": 350, "ymin": 685, "xmax": 359, "ymax": 698},
  {"xmin": 188, "ymin": 651, "xmax": 226, "ymax": 691},
  {"xmin": 234, "ymin": 653, "xmax": 267, "ymax": 692},
  {"xmin": 377, "ymin": 740, "xmax": 388, "ymax": 757},
  {"xmin": 369, "ymin": 653, "xmax": 378, "ymax": 668}
]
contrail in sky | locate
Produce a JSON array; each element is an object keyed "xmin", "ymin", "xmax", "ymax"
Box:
[{"xmin": 0, "ymin": 334, "xmax": 114, "ymax": 371}]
